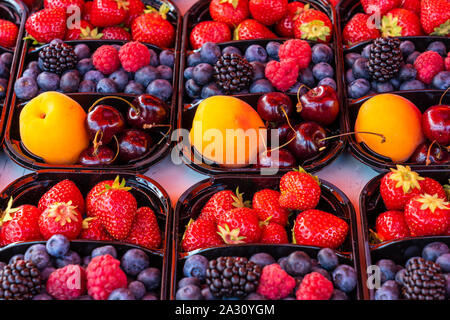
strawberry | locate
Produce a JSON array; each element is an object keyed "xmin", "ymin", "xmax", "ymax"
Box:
[
  {"xmin": 260, "ymin": 222, "xmax": 288, "ymax": 244},
  {"xmin": 343, "ymin": 13, "xmax": 381, "ymax": 46},
  {"xmin": 83, "ymin": 1, "xmax": 93, "ymax": 21},
  {"xmin": 25, "ymin": 8, "xmax": 67, "ymax": 44},
  {"xmin": 293, "ymin": 209, "xmax": 349, "ymax": 249},
  {"xmin": 86, "ymin": 180, "xmax": 114, "ymax": 217},
  {"xmin": 124, "ymin": 0, "xmax": 145, "ymax": 26},
  {"xmin": 404, "ymin": 194, "xmax": 449, "ymax": 236},
  {"xmin": 101, "ymin": 26, "xmax": 131, "ymax": 40},
  {"xmin": 65, "ymin": 20, "xmax": 102, "ymax": 40},
  {"xmin": 80, "ymin": 216, "xmax": 113, "ymax": 241},
  {"xmin": 361, "ymin": 0, "xmax": 401, "ymax": 16},
  {"xmin": 380, "ymin": 165, "xmax": 424, "ymax": 211},
  {"xmin": 420, "ymin": 177, "xmax": 446, "ymax": 199},
  {"xmin": 181, "ymin": 218, "xmax": 223, "ymax": 252},
  {"xmin": 401, "ymin": 0, "xmax": 421, "ymax": 15},
  {"xmin": 420, "ymin": 0, "xmax": 450, "ymax": 36},
  {"xmin": 0, "ymin": 198, "xmax": 42, "ymax": 245},
  {"xmin": 381, "ymin": 8, "xmax": 423, "ymax": 37},
  {"xmin": 274, "ymin": 1, "xmax": 305, "ymax": 37},
  {"xmin": 90, "ymin": 0, "xmax": 128, "ymax": 28},
  {"xmin": 294, "ymin": 7, "xmax": 332, "ymax": 43},
  {"xmin": 0, "ymin": 19, "xmax": 18, "ymax": 48},
  {"xmin": 38, "ymin": 179, "xmax": 85, "ymax": 215},
  {"xmin": 44, "ymin": 0, "xmax": 84, "ymax": 11},
  {"xmin": 374, "ymin": 210, "xmax": 410, "ymax": 242},
  {"xmin": 252, "ymin": 189, "xmax": 289, "ymax": 226},
  {"xmin": 190, "ymin": 21, "xmax": 231, "ymax": 49},
  {"xmin": 199, "ymin": 188, "xmax": 245, "ymax": 223},
  {"xmin": 217, "ymin": 207, "xmax": 262, "ymax": 244},
  {"xmin": 125, "ymin": 207, "xmax": 161, "ymax": 250},
  {"xmin": 233, "ymin": 19, "xmax": 275, "ymax": 40},
  {"xmin": 93, "ymin": 176, "xmax": 137, "ymax": 240},
  {"xmin": 38, "ymin": 202, "xmax": 83, "ymax": 240},
  {"xmin": 249, "ymin": 0, "xmax": 288, "ymax": 26},
  {"xmin": 209, "ymin": 0, "xmax": 249, "ymax": 28},
  {"xmin": 279, "ymin": 168, "xmax": 321, "ymax": 211}
]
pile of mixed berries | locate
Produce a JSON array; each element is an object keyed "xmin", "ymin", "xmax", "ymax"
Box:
[
  {"xmin": 0, "ymin": 176, "xmax": 162, "ymax": 250},
  {"xmin": 176, "ymin": 248, "xmax": 357, "ymax": 300},
  {"xmin": 0, "ymin": 17, "xmax": 18, "ymax": 99},
  {"xmin": 374, "ymin": 241, "xmax": 450, "ymax": 300},
  {"xmin": 182, "ymin": 169, "xmax": 349, "ymax": 252},
  {"xmin": 0, "ymin": 235, "xmax": 162, "ymax": 300},
  {"xmin": 14, "ymin": 39, "xmax": 174, "ymax": 101}
]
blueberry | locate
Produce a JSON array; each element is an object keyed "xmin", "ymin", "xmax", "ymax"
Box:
[
  {"xmin": 176, "ymin": 284, "xmax": 203, "ymax": 300},
  {"xmin": 187, "ymin": 52, "xmax": 202, "ymax": 67},
  {"xmin": 288, "ymin": 82, "xmax": 309, "ymax": 95},
  {"xmin": 202, "ymin": 287, "xmax": 215, "ymax": 300},
  {"xmin": 312, "ymin": 267, "xmax": 332, "ymax": 281},
  {"xmin": 76, "ymin": 58, "xmax": 94, "ymax": 76},
  {"xmin": 200, "ymin": 42, "xmax": 221, "ymax": 64},
  {"xmin": 134, "ymin": 66, "xmax": 158, "ymax": 88},
  {"xmin": 121, "ymin": 249, "xmax": 149, "ymax": 276},
  {"xmin": 159, "ymin": 49, "xmax": 175, "ymax": 67},
  {"xmin": 28, "ymin": 61, "xmax": 40, "ymax": 71},
  {"xmin": 332, "ymin": 265, "xmax": 357, "ymax": 293},
  {"xmin": 361, "ymin": 44, "xmax": 372, "ymax": 59},
  {"xmin": 109, "ymin": 70, "xmax": 128, "ymax": 91},
  {"xmin": 312, "ymin": 62, "xmax": 334, "ymax": 81},
  {"xmin": 395, "ymin": 268, "xmax": 407, "ymax": 286},
  {"xmin": 78, "ymin": 79, "xmax": 96, "ymax": 92},
  {"xmin": 348, "ymin": 78, "xmax": 370, "ymax": 99},
  {"xmin": 83, "ymin": 70, "xmax": 104, "ymax": 83},
  {"xmin": 178, "ymin": 277, "xmax": 201, "ymax": 289},
  {"xmin": 318, "ymin": 77, "xmax": 337, "ymax": 90},
  {"xmin": 0, "ymin": 61, "xmax": 9, "ymax": 78},
  {"xmin": 96, "ymin": 78, "xmax": 118, "ymax": 93},
  {"xmin": 146, "ymin": 79, "xmax": 173, "ymax": 101},
  {"xmin": 33, "ymin": 293, "xmax": 53, "ymax": 300},
  {"xmin": 23, "ymin": 68, "xmax": 39, "ymax": 79},
  {"xmin": 399, "ymin": 64, "xmax": 417, "ymax": 82},
  {"xmin": 346, "ymin": 69, "xmax": 356, "ymax": 83},
  {"xmin": 298, "ymin": 67, "xmax": 315, "ymax": 87},
  {"xmin": 404, "ymin": 246, "xmax": 421, "ymax": 260},
  {"xmin": 55, "ymin": 250, "xmax": 81, "ymax": 268},
  {"xmin": 24, "ymin": 244, "xmax": 51, "ymax": 270},
  {"xmin": 0, "ymin": 78, "xmax": 7, "ymax": 99},
  {"xmin": 156, "ymin": 65, "xmax": 173, "ymax": 81},
  {"xmin": 137, "ymin": 267, "xmax": 161, "ymax": 291},
  {"xmin": 245, "ymin": 44, "xmax": 268, "ymax": 63},
  {"xmin": 266, "ymin": 41, "xmax": 280, "ymax": 60},
  {"xmin": 249, "ymin": 79, "xmax": 274, "ymax": 93},
  {"xmin": 331, "ymin": 289, "xmax": 349, "ymax": 300},
  {"xmin": 422, "ymin": 242, "xmax": 449, "ymax": 262},
  {"xmin": 183, "ymin": 255, "xmax": 208, "ymax": 280},
  {"xmin": 432, "ymin": 71, "xmax": 450, "ymax": 90},
  {"xmin": 317, "ymin": 248, "xmax": 339, "ymax": 271},
  {"xmin": 192, "ymin": 63, "xmax": 214, "ymax": 85},
  {"xmin": 72, "ymin": 43, "xmax": 90, "ymax": 60},
  {"xmin": 9, "ymin": 254, "xmax": 24, "ymax": 264},
  {"xmin": 345, "ymin": 53, "xmax": 362, "ymax": 68},
  {"xmin": 249, "ymin": 253, "xmax": 276, "ymax": 268},
  {"xmin": 400, "ymin": 41, "xmax": 415, "ymax": 57},
  {"xmin": 400, "ymin": 79, "xmax": 426, "ymax": 90},
  {"xmin": 39, "ymin": 267, "xmax": 54, "ymax": 282},
  {"xmin": 286, "ymin": 251, "xmax": 311, "ymax": 277},
  {"xmin": 91, "ymin": 245, "xmax": 117, "ymax": 259},
  {"xmin": 0, "ymin": 52, "xmax": 13, "ymax": 67},
  {"xmin": 375, "ymin": 281, "xmax": 400, "ymax": 300},
  {"xmin": 278, "ymin": 257, "xmax": 288, "ymax": 271},
  {"xmin": 148, "ymin": 48, "xmax": 159, "ymax": 67},
  {"xmin": 222, "ymin": 46, "xmax": 242, "ymax": 56},
  {"xmin": 435, "ymin": 253, "xmax": 450, "ymax": 272},
  {"xmin": 184, "ymin": 67, "xmax": 194, "ymax": 80},
  {"xmin": 406, "ymin": 51, "xmax": 421, "ymax": 64},
  {"xmin": 36, "ymin": 71, "xmax": 60, "ymax": 91},
  {"xmin": 427, "ymin": 41, "xmax": 447, "ymax": 57},
  {"xmin": 352, "ymin": 57, "xmax": 370, "ymax": 80},
  {"xmin": 128, "ymin": 281, "xmax": 146, "ymax": 300},
  {"xmin": 108, "ymin": 288, "xmax": 135, "ymax": 300},
  {"xmin": 390, "ymin": 77, "xmax": 401, "ymax": 90},
  {"xmin": 376, "ymin": 259, "xmax": 397, "ymax": 283},
  {"xmin": 246, "ymin": 293, "xmax": 266, "ymax": 300},
  {"xmin": 185, "ymin": 79, "xmax": 201, "ymax": 98},
  {"xmin": 445, "ymin": 274, "xmax": 450, "ymax": 296},
  {"xmin": 312, "ymin": 44, "xmax": 333, "ymax": 64},
  {"xmin": 82, "ymin": 256, "xmax": 91, "ymax": 267},
  {"xmin": 60, "ymin": 70, "xmax": 80, "ymax": 92},
  {"xmin": 201, "ymin": 82, "xmax": 223, "ymax": 98},
  {"xmin": 14, "ymin": 77, "xmax": 38, "ymax": 100},
  {"xmin": 374, "ymin": 81, "xmax": 394, "ymax": 93},
  {"xmin": 250, "ymin": 61, "xmax": 265, "ymax": 81},
  {"xmin": 124, "ymin": 81, "xmax": 144, "ymax": 94},
  {"xmin": 142, "ymin": 293, "xmax": 159, "ymax": 300}
]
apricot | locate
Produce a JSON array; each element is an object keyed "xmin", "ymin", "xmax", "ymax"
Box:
[
  {"xmin": 189, "ymin": 96, "xmax": 265, "ymax": 167},
  {"xmin": 355, "ymin": 94, "xmax": 424, "ymax": 162},
  {"xmin": 20, "ymin": 92, "xmax": 90, "ymax": 165}
]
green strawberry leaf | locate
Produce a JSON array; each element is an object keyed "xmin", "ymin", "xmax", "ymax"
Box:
[{"xmin": 430, "ymin": 20, "xmax": 450, "ymax": 36}]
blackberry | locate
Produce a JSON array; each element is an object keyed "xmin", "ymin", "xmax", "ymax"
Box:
[
  {"xmin": 0, "ymin": 259, "xmax": 42, "ymax": 300},
  {"xmin": 38, "ymin": 42, "xmax": 78, "ymax": 75},
  {"xmin": 206, "ymin": 257, "xmax": 261, "ymax": 299},
  {"xmin": 402, "ymin": 257, "xmax": 446, "ymax": 300},
  {"xmin": 214, "ymin": 53, "xmax": 253, "ymax": 94},
  {"xmin": 368, "ymin": 37, "xmax": 403, "ymax": 82}
]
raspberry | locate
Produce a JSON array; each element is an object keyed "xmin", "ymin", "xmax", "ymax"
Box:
[
  {"xmin": 86, "ymin": 254, "xmax": 127, "ymax": 300},
  {"xmin": 265, "ymin": 59, "xmax": 299, "ymax": 92},
  {"xmin": 445, "ymin": 53, "xmax": 450, "ymax": 71},
  {"xmin": 92, "ymin": 45, "xmax": 120, "ymax": 75},
  {"xmin": 46, "ymin": 264, "xmax": 86, "ymax": 300},
  {"xmin": 256, "ymin": 264, "xmax": 296, "ymax": 300},
  {"xmin": 278, "ymin": 39, "xmax": 312, "ymax": 70},
  {"xmin": 414, "ymin": 51, "xmax": 444, "ymax": 84},
  {"xmin": 119, "ymin": 41, "xmax": 151, "ymax": 73},
  {"xmin": 296, "ymin": 272, "xmax": 334, "ymax": 300}
]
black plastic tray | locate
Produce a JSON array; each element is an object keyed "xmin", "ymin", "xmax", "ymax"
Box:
[{"xmin": 0, "ymin": 170, "xmax": 173, "ymax": 299}]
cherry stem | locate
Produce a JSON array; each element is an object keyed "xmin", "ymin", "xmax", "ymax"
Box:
[
  {"xmin": 426, "ymin": 140, "xmax": 444, "ymax": 166},
  {"xmin": 143, "ymin": 123, "xmax": 172, "ymax": 130},
  {"xmin": 88, "ymin": 96, "xmax": 138, "ymax": 115},
  {"xmin": 260, "ymin": 107, "xmax": 298, "ymax": 156},
  {"xmin": 155, "ymin": 124, "xmax": 172, "ymax": 146},
  {"xmin": 439, "ymin": 86, "xmax": 450, "ymax": 106},
  {"xmin": 296, "ymin": 84, "xmax": 311, "ymax": 113},
  {"xmin": 319, "ymin": 131, "xmax": 386, "ymax": 143},
  {"xmin": 109, "ymin": 135, "xmax": 120, "ymax": 164},
  {"xmin": 92, "ymin": 130, "xmax": 104, "ymax": 156}
]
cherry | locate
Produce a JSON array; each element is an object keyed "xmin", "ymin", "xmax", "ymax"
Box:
[
  {"xmin": 86, "ymin": 104, "xmax": 125, "ymax": 144},
  {"xmin": 256, "ymin": 149, "xmax": 297, "ymax": 168},
  {"xmin": 118, "ymin": 129, "xmax": 152, "ymax": 162},
  {"xmin": 422, "ymin": 105, "xmax": 450, "ymax": 146},
  {"xmin": 409, "ymin": 141, "xmax": 450, "ymax": 165},
  {"xmin": 268, "ymin": 122, "xmax": 296, "ymax": 146},
  {"xmin": 127, "ymin": 94, "xmax": 169, "ymax": 130},
  {"xmin": 78, "ymin": 145, "xmax": 115, "ymax": 165},
  {"xmin": 298, "ymin": 85, "xmax": 339, "ymax": 126},
  {"xmin": 287, "ymin": 122, "xmax": 327, "ymax": 161},
  {"xmin": 257, "ymin": 92, "xmax": 293, "ymax": 122}
]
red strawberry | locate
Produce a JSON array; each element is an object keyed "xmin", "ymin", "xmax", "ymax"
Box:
[
  {"xmin": 101, "ymin": 26, "xmax": 131, "ymax": 40},
  {"xmin": 260, "ymin": 222, "xmax": 288, "ymax": 244},
  {"xmin": 38, "ymin": 202, "xmax": 83, "ymax": 240},
  {"xmin": 375, "ymin": 210, "xmax": 410, "ymax": 241},
  {"xmin": 0, "ymin": 199, "xmax": 42, "ymax": 245},
  {"xmin": 181, "ymin": 218, "xmax": 223, "ymax": 252},
  {"xmin": 90, "ymin": 0, "xmax": 128, "ymax": 28},
  {"xmin": 190, "ymin": 21, "xmax": 231, "ymax": 49},
  {"xmin": 44, "ymin": 0, "xmax": 84, "ymax": 11},
  {"xmin": 80, "ymin": 216, "xmax": 113, "ymax": 241},
  {"xmin": 420, "ymin": 0, "xmax": 450, "ymax": 36},
  {"xmin": 361, "ymin": 0, "xmax": 401, "ymax": 16},
  {"xmin": 93, "ymin": 176, "xmax": 137, "ymax": 240},
  {"xmin": 404, "ymin": 194, "xmax": 449, "ymax": 236},
  {"xmin": 420, "ymin": 177, "xmax": 446, "ymax": 199},
  {"xmin": 279, "ymin": 168, "xmax": 321, "ymax": 211},
  {"xmin": 381, "ymin": 8, "xmax": 423, "ymax": 37},
  {"xmin": 25, "ymin": 8, "xmax": 67, "ymax": 43},
  {"xmin": 294, "ymin": 7, "xmax": 332, "ymax": 43},
  {"xmin": 274, "ymin": 1, "xmax": 305, "ymax": 37},
  {"xmin": 343, "ymin": 13, "xmax": 381, "ymax": 46},
  {"xmin": 38, "ymin": 179, "xmax": 85, "ymax": 216},
  {"xmin": 0, "ymin": 19, "xmax": 18, "ymax": 48},
  {"xmin": 233, "ymin": 19, "xmax": 276, "ymax": 40},
  {"xmin": 124, "ymin": 0, "xmax": 145, "ymax": 26},
  {"xmin": 252, "ymin": 189, "xmax": 289, "ymax": 226},
  {"xmin": 125, "ymin": 207, "xmax": 161, "ymax": 250},
  {"xmin": 132, "ymin": 8, "xmax": 176, "ymax": 48},
  {"xmin": 83, "ymin": 1, "xmax": 93, "ymax": 21},
  {"xmin": 86, "ymin": 180, "xmax": 114, "ymax": 217},
  {"xmin": 217, "ymin": 207, "xmax": 262, "ymax": 244},
  {"xmin": 249, "ymin": 0, "xmax": 288, "ymax": 26},
  {"xmin": 65, "ymin": 20, "xmax": 102, "ymax": 40},
  {"xmin": 210, "ymin": 0, "xmax": 249, "ymax": 27},
  {"xmin": 199, "ymin": 189, "xmax": 244, "ymax": 224},
  {"xmin": 380, "ymin": 165, "xmax": 424, "ymax": 211},
  {"xmin": 293, "ymin": 209, "xmax": 349, "ymax": 249},
  {"xmin": 401, "ymin": 0, "xmax": 421, "ymax": 15}
]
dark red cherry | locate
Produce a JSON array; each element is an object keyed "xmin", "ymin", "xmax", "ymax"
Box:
[
  {"xmin": 409, "ymin": 141, "xmax": 450, "ymax": 165},
  {"xmin": 298, "ymin": 85, "xmax": 339, "ymax": 126},
  {"xmin": 257, "ymin": 92, "xmax": 293, "ymax": 122},
  {"xmin": 287, "ymin": 122, "xmax": 327, "ymax": 161},
  {"xmin": 127, "ymin": 94, "xmax": 169, "ymax": 129},
  {"xmin": 256, "ymin": 149, "xmax": 297, "ymax": 168},
  {"xmin": 118, "ymin": 129, "xmax": 152, "ymax": 162},
  {"xmin": 422, "ymin": 105, "xmax": 450, "ymax": 146},
  {"xmin": 78, "ymin": 145, "xmax": 115, "ymax": 165},
  {"xmin": 86, "ymin": 104, "xmax": 125, "ymax": 144},
  {"xmin": 268, "ymin": 122, "xmax": 296, "ymax": 146}
]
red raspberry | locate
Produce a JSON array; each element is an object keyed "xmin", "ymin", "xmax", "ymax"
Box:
[
  {"xmin": 265, "ymin": 59, "xmax": 299, "ymax": 92},
  {"xmin": 46, "ymin": 265, "xmax": 86, "ymax": 300},
  {"xmin": 414, "ymin": 51, "xmax": 444, "ymax": 84},
  {"xmin": 119, "ymin": 41, "xmax": 151, "ymax": 73},
  {"xmin": 256, "ymin": 264, "xmax": 296, "ymax": 300},
  {"xmin": 296, "ymin": 272, "xmax": 334, "ymax": 300},
  {"xmin": 92, "ymin": 45, "xmax": 120, "ymax": 75},
  {"xmin": 278, "ymin": 39, "xmax": 311, "ymax": 70},
  {"xmin": 86, "ymin": 254, "xmax": 127, "ymax": 300},
  {"xmin": 445, "ymin": 52, "xmax": 450, "ymax": 71}
]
